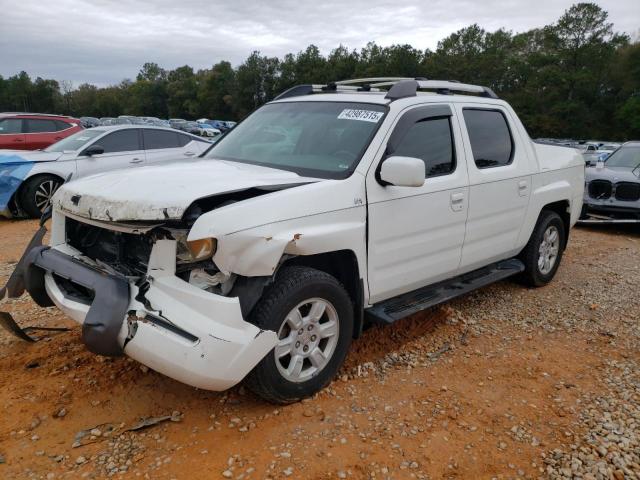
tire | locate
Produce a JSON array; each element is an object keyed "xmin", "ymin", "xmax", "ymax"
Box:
[
  {"xmin": 579, "ymin": 203, "xmax": 588, "ymax": 220},
  {"xmin": 19, "ymin": 174, "xmax": 63, "ymax": 219},
  {"xmin": 244, "ymin": 266, "xmax": 353, "ymax": 404},
  {"xmin": 518, "ymin": 210, "xmax": 566, "ymax": 287}
]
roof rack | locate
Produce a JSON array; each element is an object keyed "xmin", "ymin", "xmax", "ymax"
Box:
[{"xmin": 273, "ymin": 77, "xmax": 498, "ymax": 101}]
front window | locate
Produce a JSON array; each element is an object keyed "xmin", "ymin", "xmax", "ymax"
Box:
[
  {"xmin": 204, "ymin": 102, "xmax": 387, "ymax": 179},
  {"xmin": 44, "ymin": 129, "xmax": 103, "ymax": 152},
  {"xmin": 605, "ymin": 145, "xmax": 640, "ymax": 169}
]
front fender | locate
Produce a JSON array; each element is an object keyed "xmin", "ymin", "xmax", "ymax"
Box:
[
  {"xmin": 207, "ymin": 208, "xmax": 368, "ymax": 279},
  {"xmin": 0, "ymin": 159, "xmax": 34, "ymax": 216}
]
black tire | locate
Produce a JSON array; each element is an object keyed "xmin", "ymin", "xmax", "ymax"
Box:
[
  {"xmin": 19, "ymin": 174, "xmax": 63, "ymax": 219},
  {"xmin": 244, "ymin": 266, "xmax": 353, "ymax": 404},
  {"xmin": 518, "ymin": 210, "xmax": 566, "ymax": 287}
]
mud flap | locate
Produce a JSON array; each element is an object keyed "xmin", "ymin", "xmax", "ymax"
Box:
[{"xmin": 0, "ymin": 208, "xmax": 69, "ymax": 342}]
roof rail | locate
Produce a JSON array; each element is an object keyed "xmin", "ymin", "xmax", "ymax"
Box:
[
  {"xmin": 384, "ymin": 79, "xmax": 498, "ymax": 100},
  {"xmin": 273, "ymin": 77, "xmax": 499, "ymax": 101}
]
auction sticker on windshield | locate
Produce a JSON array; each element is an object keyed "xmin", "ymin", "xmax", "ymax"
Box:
[{"xmin": 338, "ymin": 109, "xmax": 384, "ymax": 123}]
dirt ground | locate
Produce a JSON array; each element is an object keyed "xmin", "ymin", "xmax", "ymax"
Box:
[{"xmin": 0, "ymin": 219, "xmax": 638, "ymax": 480}]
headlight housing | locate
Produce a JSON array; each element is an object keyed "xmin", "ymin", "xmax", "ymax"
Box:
[{"xmin": 176, "ymin": 236, "xmax": 217, "ymax": 263}]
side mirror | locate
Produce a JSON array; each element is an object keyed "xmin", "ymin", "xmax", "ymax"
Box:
[
  {"xmin": 596, "ymin": 159, "xmax": 605, "ymax": 170},
  {"xmin": 380, "ymin": 156, "xmax": 425, "ymax": 187},
  {"xmin": 83, "ymin": 144, "xmax": 104, "ymax": 156}
]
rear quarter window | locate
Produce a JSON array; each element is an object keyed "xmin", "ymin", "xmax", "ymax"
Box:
[{"xmin": 462, "ymin": 108, "xmax": 514, "ymax": 169}]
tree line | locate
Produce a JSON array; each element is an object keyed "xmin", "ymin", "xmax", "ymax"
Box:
[{"xmin": 0, "ymin": 2, "xmax": 638, "ymax": 140}]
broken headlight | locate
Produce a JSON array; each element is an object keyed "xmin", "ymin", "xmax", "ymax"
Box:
[{"xmin": 175, "ymin": 234, "xmax": 217, "ymax": 264}]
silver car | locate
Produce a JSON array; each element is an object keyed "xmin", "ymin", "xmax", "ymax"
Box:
[
  {"xmin": 0, "ymin": 125, "xmax": 211, "ymax": 218},
  {"xmin": 583, "ymin": 141, "xmax": 640, "ymax": 220}
]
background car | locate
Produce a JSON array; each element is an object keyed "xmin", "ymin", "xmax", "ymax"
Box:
[
  {"xmin": 0, "ymin": 113, "xmax": 83, "ymax": 150},
  {"xmin": 0, "ymin": 125, "xmax": 211, "ymax": 218},
  {"xmin": 583, "ymin": 141, "xmax": 640, "ymax": 220},
  {"xmin": 79, "ymin": 116, "xmax": 101, "ymax": 128},
  {"xmin": 196, "ymin": 123, "xmax": 221, "ymax": 138},
  {"xmin": 181, "ymin": 121, "xmax": 201, "ymax": 135}
]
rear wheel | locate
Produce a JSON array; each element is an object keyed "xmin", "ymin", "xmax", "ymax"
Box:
[
  {"xmin": 244, "ymin": 266, "xmax": 353, "ymax": 404},
  {"xmin": 519, "ymin": 210, "xmax": 566, "ymax": 287},
  {"xmin": 19, "ymin": 175, "xmax": 63, "ymax": 218}
]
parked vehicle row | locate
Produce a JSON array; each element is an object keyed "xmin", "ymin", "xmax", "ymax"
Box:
[
  {"xmin": 536, "ymin": 138, "xmax": 622, "ymax": 165},
  {"xmin": 4, "ymin": 78, "xmax": 585, "ymax": 404},
  {"xmin": 79, "ymin": 115, "xmax": 230, "ymax": 139}
]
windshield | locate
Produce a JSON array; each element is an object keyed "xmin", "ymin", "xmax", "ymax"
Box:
[
  {"xmin": 204, "ymin": 101, "xmax": 387, "ymax": 179},
  {"xmin": 44, "ymin": 130, "xmax": 104, "ymax": 152},
  {"xmin": 605, "ymin": 145, "xmax": 640, "ymax": 168}
]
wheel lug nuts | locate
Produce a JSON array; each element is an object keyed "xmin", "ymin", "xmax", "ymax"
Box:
[
  {"xmin": 307, "ymin": 325, "xmax": 313, "ymax": 331},
  {"xmin": 298, "ymin": 328, "xmax": 304, "ymax": 335},
  {"xmin": 311, "ymin": 335, "xmax": 316, "ymax": 341},
  {"xmin": 295, "ymin": 341, "xmax": 300, "ymax": 348},
  {"xmin": 303, "ymin": 345, "xmax": 309, "ymax": 352}
]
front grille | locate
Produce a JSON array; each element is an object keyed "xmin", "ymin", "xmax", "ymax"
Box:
[
  {"xmin": 588, "ymin": 180, "xmax": 612, "ymax": 199},
  {"xmin": 615, "ymin": 182, "xmax": 640, "ymax": 202},
  {"xmin": 65, "ymin": 217, "xmax": 152, "ymax": 276}
]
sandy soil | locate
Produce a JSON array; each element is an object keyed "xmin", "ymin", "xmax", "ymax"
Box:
[{"xmin": 0, "ymin": 219, "xmax": 638, "ymax": 480}]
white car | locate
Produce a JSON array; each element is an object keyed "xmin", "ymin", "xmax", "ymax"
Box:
[
  {"xmin": 10, "ymin": 78, "xmax": 584, "ymax": 403},
  {"xmin": 0, "ymin": 125, "xmax": 211, "ymax": 218},
  {"xmin": 196, "ymin": 124, "xmax": 222, "ymax": 138}
]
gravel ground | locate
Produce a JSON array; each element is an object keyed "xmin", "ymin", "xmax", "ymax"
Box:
[{"xmin": 0, "ymin": 220, "xmax": 638, "ymax": 479}]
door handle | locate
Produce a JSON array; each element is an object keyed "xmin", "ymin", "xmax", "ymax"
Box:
[
  {"xmin": 518, "ymin": 180, "xmax": 529, "ymax": 196},
  {"xmin": 130, "ymin": 158, "xmax": 143, "ymax": 164},
  {"xmin": 54, "ymin": 136, "xmax": 63, "ymax": 140},
  {"xmin": 13, "ymin": 138, "xmax": 24, "ymax": 142},
  {"xmin": 450, "ymin": 192, "xmax": 465, "ymax": 212},
  {"xmin": 183, "ymin": 151, "xmax": 196, "ymax": 157}
]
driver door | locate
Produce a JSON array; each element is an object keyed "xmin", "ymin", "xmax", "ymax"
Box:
[
  {"xmin": 77, "ymin": 129, "xmax": 145, "ymax": 177},
  {"xmin": 366, "ymin": 104, "xmax": 469, "ymax": 303}
]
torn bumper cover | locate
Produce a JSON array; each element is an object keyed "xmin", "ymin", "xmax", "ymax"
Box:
[{"xmin": 22, "ymin": 244, "xmax": 278, "ymax": 391}]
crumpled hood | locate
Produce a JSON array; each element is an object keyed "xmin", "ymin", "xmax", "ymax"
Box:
[
  {"xmin": 586, "ymin": 165, "xmax": 640, "ymax": 183},
  {"xmin": 53, "ymin": 159, "xmax": 321, "ymax": 221},
  {"xmin": 0, "ymin": 151, "xmax": 64, "ymax": 216}
]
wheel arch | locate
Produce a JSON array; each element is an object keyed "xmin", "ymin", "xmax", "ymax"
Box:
[
  {"xmin": 13, "ymin": 171, "xmax": 65, "ymax": 215},
  {"xmin": 541, "ymin": 200, "xmax": 571, "ymax": 248},
  {"xmin": 280, "ymin": 250, "xmax": 365, "ymax": 339}
]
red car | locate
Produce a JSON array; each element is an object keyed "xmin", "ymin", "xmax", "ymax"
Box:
[{"xmin": 0, "ymin": 113, "xmax": 83, "ymax": 150}]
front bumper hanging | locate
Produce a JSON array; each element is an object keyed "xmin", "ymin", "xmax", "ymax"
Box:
[{"xmin": 23, "ymin": 246, "xmax": 130, "ymax": 356}]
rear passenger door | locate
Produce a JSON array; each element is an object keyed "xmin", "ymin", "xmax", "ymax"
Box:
[
  {"xmin": 142, "ymin": 129, "xmax": 192, "ymax": 164},
  {"xmin": 367, "ymin": 104, "xmax": 469, "ymax": 303},
  {"xmin": 76, "ymin": 129, "xmax": 145, "ymax": 177},
  {"xmin": 24, "ymin": 118, "xmax": 63, "ymax": 149},
  {"xmin": 0, "ymin": 118, "xmax": 26, "ymax": 149},
  {"xmin": 456, "ymin": 105, "xmax": 532, "ymax": 272}
]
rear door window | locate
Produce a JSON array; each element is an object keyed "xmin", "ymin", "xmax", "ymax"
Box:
[
  {"xmin": 25, "ymin": 119, "xmax": 59, "ymax": 133},
  {"xmin": 143, "ymin": 129, "xmax": 180, "ymax": 149},
  {"xmin": 462, "ymin": 109, "xmax": 514, "ymax": 168},
  {"xmin": 0, "ymin": 118, "xmax": 23, "ymax": 134},
  {"xmin": 97, "ymin": 129, "xmax": 141, "ymax": 153}
]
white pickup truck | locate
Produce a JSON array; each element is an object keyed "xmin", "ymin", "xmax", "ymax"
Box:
[{"xmin": 6, "ymin": 78, "xmax": 585, "ymax": 403}]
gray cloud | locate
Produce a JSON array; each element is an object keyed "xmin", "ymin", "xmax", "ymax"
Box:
[{"xmin": 0, "ymin": 0, "xmax": 638, "ymax": 86}]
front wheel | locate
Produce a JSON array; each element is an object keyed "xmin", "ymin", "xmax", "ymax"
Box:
[
  {"xmin": 19, "ymin": 174, "xmax": 63, "ymax": 218},
  {"xmin": 244, "ymin": 266, "xmax": 353, "ymax": 404},
  {"xmin": 518, "ymin": 210, "xmax": 566, "ymax": 287}
]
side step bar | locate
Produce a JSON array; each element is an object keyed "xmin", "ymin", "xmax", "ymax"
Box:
[{"xmin": 366, "ymin": 259, "xmax": 524, "ymax": 324}]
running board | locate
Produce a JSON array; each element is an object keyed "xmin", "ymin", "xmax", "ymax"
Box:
[{"xmin": 366, "ymin": 259, "xmax": 524, "ymax": 324}]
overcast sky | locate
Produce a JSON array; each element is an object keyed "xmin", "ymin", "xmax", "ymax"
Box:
[{"xmin": 1, "ymin": 0, "xmax": 638, "ymax": 87}]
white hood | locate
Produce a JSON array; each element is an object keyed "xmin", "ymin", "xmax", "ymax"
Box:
[{"xmin": 53, "ymin": 159, "xmax": 319, "ymax": 221}]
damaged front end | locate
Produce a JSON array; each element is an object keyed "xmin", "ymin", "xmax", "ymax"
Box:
[{"xmin": 4, "ymin": 209, "xmax": 278, "ymax": 391}]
